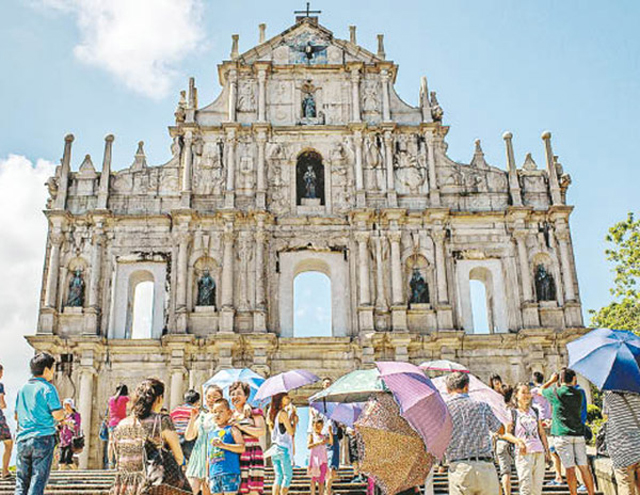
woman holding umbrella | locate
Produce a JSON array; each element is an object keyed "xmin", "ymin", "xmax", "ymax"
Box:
[
  {"xmin": 267, "ymin": 393, "xmax": 295, "ymax": 495},
  {"xmin": 229, "ymin": 381, "xmax": 266, "ymax": 495}
]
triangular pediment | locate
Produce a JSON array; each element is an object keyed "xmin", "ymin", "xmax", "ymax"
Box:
[{"xmin": 236, "ymin": 19, "xmax": 385, "ymax": 66}]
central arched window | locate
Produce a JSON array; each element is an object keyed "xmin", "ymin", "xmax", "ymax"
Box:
[
  {"xmin": 469, "ymin": 267, "xmax": 495, "ymax": 334},
  {"xmin": 126, "ymin": 271, "xmax": 155, "ymax": 339},
  {"xmin": 293, "ymin": 271, "xmax": 331, "ymax": 337}
]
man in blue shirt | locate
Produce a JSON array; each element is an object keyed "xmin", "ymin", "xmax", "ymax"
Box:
[{"xmin": 14, "ymin": 352, "xmax": 65, "ymax": 495}]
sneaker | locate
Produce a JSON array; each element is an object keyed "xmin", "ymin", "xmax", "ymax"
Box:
[
  {"xmin": 577, "ymin": 484, "xmax": 587, "ymax": 492},
  {"xmin": 545, "ymin": 479, "xmax": 561, "ymax": 486}
]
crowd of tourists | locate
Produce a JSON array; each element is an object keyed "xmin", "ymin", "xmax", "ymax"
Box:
[{"xmin": 1, "ymin": 352, "xmax": 640, "ymax": 495}]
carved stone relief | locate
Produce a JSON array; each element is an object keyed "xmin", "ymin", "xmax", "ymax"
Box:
[{"xmin": 237, "ymin": 80, "xmax": 256, "ymax": 112}]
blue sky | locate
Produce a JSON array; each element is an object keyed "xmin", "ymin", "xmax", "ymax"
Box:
[{"xmin": 0, "ymin": 0, "xmax": 639, "ymax": 462}]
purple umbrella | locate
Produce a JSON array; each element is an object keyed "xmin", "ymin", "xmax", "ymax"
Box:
[
  {"xmin": 310, "ymin": 401, "xmax": 365, "ymax": 428},
  {"xmin": 254, "ymin": 369, "xmax": 320, "ymax": 401},
  {"xmin": 376, "ymin": 361, "xmax": 452, "ymax": 460}
]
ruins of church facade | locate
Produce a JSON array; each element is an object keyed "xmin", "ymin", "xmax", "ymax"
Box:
[{"xmin": 29, "ymin": 15, "xmax": 587, "ymax": 468}]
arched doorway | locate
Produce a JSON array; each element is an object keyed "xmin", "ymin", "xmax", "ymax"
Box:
[
  {"xmin": 293, "ymin": 272, "xmax": 332, "ymax": 337},
  {"xmin": 296, "ymin": 150, "xmax": 325, "ymax": 206}
]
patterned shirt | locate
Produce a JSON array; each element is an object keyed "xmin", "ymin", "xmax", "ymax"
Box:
[
  {"xmin": 445, "ymin": 393, "xmax": 503, "ymax": 462},
  {"xmin": 170, "ymin": 404, "xmax": 195, "ymax": 436},
  {"xmin": 603, "ymin": 391, "xmax": 640, "ymax": 469}
]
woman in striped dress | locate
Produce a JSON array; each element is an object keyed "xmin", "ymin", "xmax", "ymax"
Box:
[{"xmin": 230, "ymin": 381, "xmax": 266, "ymax": 495}]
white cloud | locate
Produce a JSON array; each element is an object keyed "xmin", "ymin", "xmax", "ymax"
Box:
[
  {"xmin": 40, "ymin": 0, "xmax": 205, "ymax": 99},
  {"xmin": 0, "ymin": 155, "xmax": 55, "ymax": 448}
]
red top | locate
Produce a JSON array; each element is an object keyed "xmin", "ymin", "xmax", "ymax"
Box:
[
  {"xmin": 170, "ymin": 405, "xmax": 195, "ymax": 436},
  {"xmin": 108, "ymin": 396, "xmax": 130, "ymax": 427}
]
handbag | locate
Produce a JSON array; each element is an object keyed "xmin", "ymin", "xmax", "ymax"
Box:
[
  {"xmin": 99, "ymin": 405, "xmax": 110, "ymax": 442},
  {"xmin": 595, "ymin": 423, "xmax": 608, "ymax": 457},
  {"xmin": 144, "ymin": 415, "xmax": 190, "ymax": 491},
  {"xmin": 72, "ymin": 434, "xmax": 85, "ymax": 453}
]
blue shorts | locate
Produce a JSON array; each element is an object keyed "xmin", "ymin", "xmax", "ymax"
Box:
[{"xmin": 209, "ymin": 473, "xmax": 241, "ymax": 494}]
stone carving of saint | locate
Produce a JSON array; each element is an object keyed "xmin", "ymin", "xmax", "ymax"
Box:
[
  {"xmin": 535, "ymin": 264, "xmax": 556, "ymax": 302},
  {"xmin": 67, "ymin": 269, "xmax": 85, "ymax": 307},
  {"xmin": 409, "ymin": 269, "xmax": 429, "ymax": 304},
  {"xmin": 362, "ymin": 81, "xmax": 380, "ymax": 113},
  {"xmin": 197, "ymin": 270, "xmax": 216, "ymax": 307},
  {"xmin": 303, "ymin": 165, "xmax": 317, "ymax": 198},
  {"xmin": 302, "ymin": 92, "xmax": 316, "ymax": 118}
]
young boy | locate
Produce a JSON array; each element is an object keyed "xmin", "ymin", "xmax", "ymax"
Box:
[
  {"xmin": 207, "ymin": 398, "xmax": 245, "ymax": 495},
  {"xmin": 14, "ymin": 352, "xmax": 65, "ymax": 495}
]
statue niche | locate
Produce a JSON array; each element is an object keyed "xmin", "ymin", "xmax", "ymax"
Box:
[
  {"xmin": 197, "ymin": 270, "xmax": 216, "ymax": 308},
  {"xmin": 296, "ymin": 150, "xmax": 325, "ymax": 206},
  {"xmin": 408, "ymin": 268, "xmax": 430, "ymax": 305},
  {"xmin": 535, "ymin": 264, "xmax": 556, "ymax": 302},
  {"xmin": 67, "ymin": 269, "xmax": 85, "ymax": 307}
]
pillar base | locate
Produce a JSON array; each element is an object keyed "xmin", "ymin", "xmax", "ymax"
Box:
[
  {"xmin": 435, "ymin": 304, "xmax": 454, "ymax": 330},
  {"xmin": 83, "ymin": 307, "xmax": 100, "ymax": 336},
  {"xmin": 429, "ymin": 190, "xmax": 441, "ymax": 207},
  {"xmin": 176, "ymin": 310, "xmax": 188, "ymax": 334},
  {"xmin": 391, "ymin": 306, "xmax": 408, "ymax": 332},
  {"xmin": 356, "ymin": 190, "xmax": 366, "ymax": 208},
  {"xmin": 220, "ymin": 307, "xmax": 235, "ymax": 333},
  {"xmin": 253, "ymin": 310, "xmax": 267, "ymax": 333},
  {"xmin": 38, "ymin": 308, "xmax": 56, "ymax": 335},
  {"xmin": 522, "ymin": 302, "xmax": 540, "ymax": 328},
  {"xmin": 387, "ymin": 190, "xmax": 398, "ymax": 208},
  {"xmin": 358, "ymin": 306, "xmax": 374, "ymax": 332},
  {"xmin": 180, "ymin": 192, "xmax": 191, "ymax": 209},
  {"xmin": 256, "ymin": 191, "xmax": 266, "ymax": 210},
  {"xmin": 224, "ymin": 191, "xmax": 235, "ymax": 209},
  {"xmin": 564, "ymin": 301, "xmax": 583, "ymax": 327}
]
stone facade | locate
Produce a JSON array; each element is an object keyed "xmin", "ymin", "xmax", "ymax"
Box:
[{"xmin": 29, "ymin": 16, "xmax": 587, "ymax": 468}]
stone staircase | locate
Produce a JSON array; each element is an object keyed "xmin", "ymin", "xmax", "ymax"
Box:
[{"xmin": 0, "ymin": 465, "xmax": 596, "ymax": 494}]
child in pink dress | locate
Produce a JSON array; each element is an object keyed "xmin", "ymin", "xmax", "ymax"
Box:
[{"xmin": 308, "ymin": 418, "xmax": 332, "ymax": 495}]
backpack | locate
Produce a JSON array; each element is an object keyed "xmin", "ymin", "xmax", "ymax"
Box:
[{"xmin": 509, "ymin": 407, "xmax": 539, "ymax": 436}]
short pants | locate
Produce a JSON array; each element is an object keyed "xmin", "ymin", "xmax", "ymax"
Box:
[
  {"xmin": 554, "ymin": 436, "xmax": 588, "ymax": 469},
  {"xmin": 210, "ymin": 473, "xmax": 241, "ymax": 494},
  {"xmin": 0, "ymin": 412, "xmax": 11, "ymax": 441}
]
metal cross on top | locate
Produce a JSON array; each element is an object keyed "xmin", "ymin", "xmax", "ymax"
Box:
[{"xmin": 294, "ymin": 2, "xmax": 322, "ymax": 18}]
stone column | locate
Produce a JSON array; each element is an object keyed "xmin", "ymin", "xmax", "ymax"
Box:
[
  {"xmin": 224, "ymin": 129, "xmax": 236, "ymax": 208},
  {"xmin": 389, "ymin": 230, "xmax": 408, "ymax": 331},
  {"xmin": 228, "ymin": 69, "xmax": 238, "ymax": 122},
  {"xmin": 556, "ymin": 228, "xmax": 576, "ymax": 302},
  {"xmin": 353, "ymin": 130, "xmax": 365, "ymax": 207},
  {"xmin": 425, "ymin": 131, "xmax": 440, "ymax": 206},
  {"xmin": 355, "ymin": 232, "xmax": 371, "ymax": 306},
  {"xmin": 503, "ymin": 132, "xmax": 523, "ymax": 207},
  {"xmin": 176, "ymin": 233, "xmax": 189, "ymax": 310},
  {"xmin": 77, "ymin": 368, "xmax": 95, "ymax": 469},
  {"xmin": 257, "ymin": 69, "xmax": 267, "ymax": 122},
  {"xmin": 97, "ymin": 134, "xmax": 114, "ymax": 210},
  {"xmin": 45, "ymin": 232, "xmax": 64, "ymax": 309},
  {"xmin": 350, "ymin": 67, "xmax": 361, "ymax": 123},
  {"xmin": 256, "ymin": 130, "xmax": 267, "ymax": 209},
  {"xmin": 54, "ymin": 134, "xmax": 74, "ymax": 210},
  {"xmin": 220, "ymin": 224, "xmax": 235, "ymax": 332},
  {"xmin": 383, "ymin": 131, "xmax": 396, "ymax": 206},
  {"xmin": 432, "ymin": 229, "xmax": 448, "ymax": 305},
  {"xmin": 514, "ymin": 230, "xmax": 533, "ymax": 302},
  {"xmin": 542, "ymin": 131, "xmax": 562, "ymax": 205},
  {"xmin": 253, "ymin": 229, "xmax": 267, "ymax": 332},
  {"xmin": 373, "ymin": 232, "xmax": 387, "ymax": 311},
  {"xmin": 170, "ymin": 368, "xmax": 185, "ymax": 410},
  {"xmin": 389, "ymin": 231, "xmax": 404, "ymax": 305},
  {"xmin": 88, "ymin": 226, "xmax": 104, "ymax": 308},
  {"xmin": 181, "ymin": 131, "xmax": 193, "ymax": 208},
  {"xmin": 381, "ymin": 70, "xmax": 391, "ymax": 121}
]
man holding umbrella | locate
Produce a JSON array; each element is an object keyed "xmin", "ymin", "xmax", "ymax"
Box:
[{"xmin": 444, "ymin": 371, "xmax": 504, "ymax": 495}]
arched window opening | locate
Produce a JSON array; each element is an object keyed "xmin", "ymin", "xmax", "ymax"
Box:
[
  {"xmin": 130, "ymin": 281, "xmax": 154, "ymax": 339},
  {"xmin": 469, "ymin": 280, "xmax": 492, "ymax": 334},
  {"xmin": 293, "ymin": 271, "xmax": 331, "ymax": 337},
  {"xmin": 296, "ymin": 150, "xmax": 325, "ymax": 206}
]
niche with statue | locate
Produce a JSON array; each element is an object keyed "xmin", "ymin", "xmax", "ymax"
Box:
[{"xmin": 296, "ymin": 150, "xmax": 325, "ymax": 206}]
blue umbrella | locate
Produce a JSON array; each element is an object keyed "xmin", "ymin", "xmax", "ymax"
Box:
[
  {"xmin": 202, "ymin": 368, "xmax": 266, "ymax": 405},
  {"xmin": 567, "ymin": 328, "xmax": 640, "ymax": 393},
  {"xmin": 310, "ymin": 401, "xmax": 365, "ymax": 428}
]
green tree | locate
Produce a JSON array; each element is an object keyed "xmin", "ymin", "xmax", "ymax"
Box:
[{"xmin": 590, "ymin": 212, "xmax": 640, "ymax": 332}]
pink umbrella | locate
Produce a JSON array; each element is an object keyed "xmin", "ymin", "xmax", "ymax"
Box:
[
  {"xmin": 432, "ymin": 373, "xmax": 510, "ymax": 425},
  {"xmin": 419, "ymin": 359, "xmax": 469, "ymax": 373},
  {"xmin": 254, "ymin": 369, "xmax": 320, "ymax": 401},
  {"xmin": 376, "ymin": 361, "xmax": 452, "ymax": 460}
]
